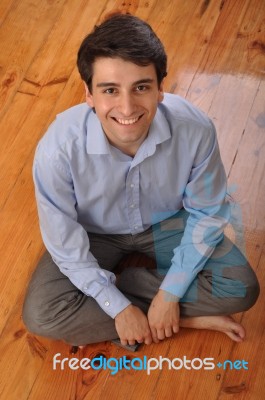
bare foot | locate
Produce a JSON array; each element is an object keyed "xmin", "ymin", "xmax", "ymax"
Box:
[{"xmin": 179, "ymin": 315, "xmax": 245, "ymax": 342}]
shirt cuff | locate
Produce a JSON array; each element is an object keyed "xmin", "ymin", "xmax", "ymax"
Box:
[
  {"xmin": 86, "ymin": 282, "xmax": 132, "ymax": 318},
  {"xmin": 159, "ymin": 267, "xmax": 196, "ymax": 299}
]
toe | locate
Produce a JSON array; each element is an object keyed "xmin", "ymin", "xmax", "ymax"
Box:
[{"xmin": 226, "ymin": 330, "xmax": 244, "ymax": 342}]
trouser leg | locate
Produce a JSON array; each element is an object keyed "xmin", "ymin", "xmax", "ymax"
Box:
[
  {"xmin": 23, "ymin": 252, "xmax": 117, "ymax": 345},
  {"xmin": 23, "ymin": 233, "xmax": 120, "ymax": 345},
  {"xmin": 22, "ymin": 233, "xmax": 147, "ymax": 345}
]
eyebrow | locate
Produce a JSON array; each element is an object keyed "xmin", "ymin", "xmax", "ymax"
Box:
[{"xmin": 96, "ymin": 78, "xmax": 155, "ymax": 88}]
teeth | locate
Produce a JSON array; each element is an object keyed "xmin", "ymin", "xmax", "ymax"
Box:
[{"xmin": 116, "ymin": 116, "xmax": 140, "ymax": 125}]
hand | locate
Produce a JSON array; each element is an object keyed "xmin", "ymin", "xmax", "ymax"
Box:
[
  {"xmin": 147, "ymin": 289, "xmax": 180, "ymax": 343},
  {"xmin": 114, "ymin": 304, "xmax": 153, "ymax": 346}
]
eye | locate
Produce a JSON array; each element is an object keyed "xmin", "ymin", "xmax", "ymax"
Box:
[
  {"xmin": 104, "ymin": 88, "xmax": 117, "ymax": 94},
  {"xmin": 136, "ymin": 85, "xmax": 148, "ymax": 92}
]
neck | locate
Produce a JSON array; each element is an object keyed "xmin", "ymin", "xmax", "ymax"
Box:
[
  {"xmin": 111, "ymin": 142, "xmax": 139, "ymax": 157},
  {"xmin": 106, "ymin": 135, "xmax": 149, "ymax": 157}
]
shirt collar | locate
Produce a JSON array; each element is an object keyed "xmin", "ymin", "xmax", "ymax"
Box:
[
  {"xmin": 86, "ymin": 110, "xmax": 111, "ymax": 155},
  {"xmin": 146, "ymin": 105, "xmax": 171, "ymax": 147}
]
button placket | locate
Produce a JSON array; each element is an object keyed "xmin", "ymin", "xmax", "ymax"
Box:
[{"xmin": 126, "ymin": 166, "xmax": 143, "ymax": 233}]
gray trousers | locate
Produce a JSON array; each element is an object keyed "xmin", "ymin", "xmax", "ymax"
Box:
[{"xmin": 22, "ymin": 211, "xmax": 260, "ymax": 346}]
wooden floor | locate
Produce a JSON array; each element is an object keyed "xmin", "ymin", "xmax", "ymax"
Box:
[{"xmin": 0, "ymin": 0, "xmax": 264, "ymax": 399}]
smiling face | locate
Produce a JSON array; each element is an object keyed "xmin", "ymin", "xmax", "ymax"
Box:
[{"xmin": 85, "ymin": 57, "xmax": 164, "ymax": 156}]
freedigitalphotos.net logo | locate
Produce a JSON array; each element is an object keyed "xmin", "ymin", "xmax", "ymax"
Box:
[{"xmin": 53, "ymin": 353, "xmax": 249, "ymax": 375}]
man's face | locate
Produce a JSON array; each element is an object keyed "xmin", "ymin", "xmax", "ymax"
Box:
[{"xmin": 85, "ymin": 57, "xmax": 164, "ymax": 156}]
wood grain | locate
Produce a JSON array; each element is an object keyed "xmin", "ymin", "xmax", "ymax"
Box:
[{"xmin": 0, "ymin": 0, "xmax": 264, "ymax": 399}]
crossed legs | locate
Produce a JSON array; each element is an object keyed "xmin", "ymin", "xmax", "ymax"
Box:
[{"xmin": 22, "ymin": 215, "xmax": 260, "ymax": 345}]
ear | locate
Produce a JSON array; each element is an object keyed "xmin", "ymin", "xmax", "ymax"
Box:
[
  {"xmin": 158, "ymin": 79, "xmax": 164, "ymax": 103},
  {"xmin": 84, "ymin": 82, "xmax": 94, "ymax": 108}
]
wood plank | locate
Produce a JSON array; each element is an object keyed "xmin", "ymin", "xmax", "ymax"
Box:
[
  {"xmin": 185, "ymin": 0, "xmax": 264, "ymax": 172},
  {"xmin": 87, "ymin": 341, "xmax": 172, "ymax": 399},
  {"xmin": 0, "ymin": 0, "xmax": 116, "ymax": 207},
  {"xmin": 227, "ymin": 80, "xmax": 265, "ymax": 232},
  {"xmin": 224, "ymin": 0, "xmax": 265, "ymax": 76},
  {"xmin": 185, "ymin": 75, "xmax": 260, "ymax": 175},
  {"xmin": 160, "ymin": 0, "xmax": 225, "ymax": 96},
  {"xmin": 28, "ymin": 342, "xmax": 113, "ymax": 400},
  {"xmin": 186, "ymin": 0, "xmax": 264, "ymax": 102},
  {"xmin": 209, "ymin": 75, "xmax": 259, "ymax": 174},
  {"xmin": 0, "ymin": 299, "xmax": 49, "ymax": 400},
  {"xmin": 218, "ymin": 245, "xmax": 265, "ymax": 400},
  {"xmin": 0, "ymin": 83, "xmax": 65, "ymax": 211},
  {"xmin": 0, "ymin": 0, "xmax": 16, "ymax": 26},
  {"xmin": 197, "ymin": 0, "xmax": 251, "ymax": 74},
  {"xmin": 23, "ymin": 0, "xmax": 111, "ymax": 88},
  {"xmin": 216, "ymin": 78, "xmax": 265, "ymax": 400},
  {"xmin": 0, "ymin": 0, "xmax": 67, "ymax": 119},
  {"xmin": 0, "ymin": 153, "xmax": 43, "ymax": 333}
]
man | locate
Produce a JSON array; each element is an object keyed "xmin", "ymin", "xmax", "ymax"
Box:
[{"xmin": 23, "ymin": 13, "xmax": 259, "ymax": 348}]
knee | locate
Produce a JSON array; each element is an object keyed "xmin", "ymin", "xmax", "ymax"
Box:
[
  {"xmin": 22, "ymin": 293, "xmax": 47, "ymax": 335},
  {"xmin": 22, "ymin": 289, "xmax": 61, "ymax": 338},
  {"xmin": 227, "ymin": 266, "xmax": 260, "ymax": 314},
  {"xmin": 241, "ymin": 269, "xmax": 260, "ymax": 311}
]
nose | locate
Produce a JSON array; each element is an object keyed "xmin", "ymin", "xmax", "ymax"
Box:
[{"xmin": 117, "ymin": 92, "xmax": 137, "ymax": 117}]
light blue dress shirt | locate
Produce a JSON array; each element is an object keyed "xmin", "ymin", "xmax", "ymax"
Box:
[{"xmin": 33, "ymin": 93, "xmax": 230, "ymax": 318}]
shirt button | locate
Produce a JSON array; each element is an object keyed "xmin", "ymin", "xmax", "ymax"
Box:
[
  {"xmin": 105, "ymin": 301, "xmax": 110, "ymax": 307},
  {"xmin": 84, "ymin": 286, "xmax": 88, "ymax": 290},
  {"xmin": 130, "ymin": 204, "xmax": 135, "ymax": 208},
  {"xmin": 130, "ymin": 183, "xmax": 134, "ymax": 188},
  {"xmin": 134, "ymin": 226, "xmax": 138, "ymax": 230}
]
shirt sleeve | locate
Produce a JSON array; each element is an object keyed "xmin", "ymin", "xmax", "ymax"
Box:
[
  {"xmin": 159, "ymin": 119, "xmax": 231, "ymax": 298},
  {"xmin": 33, "ymin": 143, "xmax": 131, "ymax": 318}
]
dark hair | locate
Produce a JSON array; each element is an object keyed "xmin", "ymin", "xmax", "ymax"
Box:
[{"xmin": 77, "ymin": 13, "xmax": 167, "ymax": 92}]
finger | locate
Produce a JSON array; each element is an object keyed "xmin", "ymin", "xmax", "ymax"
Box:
[
  {"xmin": 142, "ymin": 331, "xmax": 153, "ymax": 345},
  {"xmin": 128, "ymin": 339, "xmax": 136, "ymax": 345},
  {"xmin": 120, "ymin": 339, "xmax": 128, "ymax": 346},
  {"xmin": 173, "ymin": 325, "xmax": 179, "ymax": 334},
  {"xmin": 157, "ymin": 329, "xmax": 165, "ymax": 341},
  {"xmin": 144, "ymin": 336, "xmax": 153, "ymax": 345},
  {"xmin": 150, "ymin": 328, "xmax": 159, "ymax": 343},
  {"xmin": 165, "ymin": 327, "xmax": 173, "ymax": 338}
]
